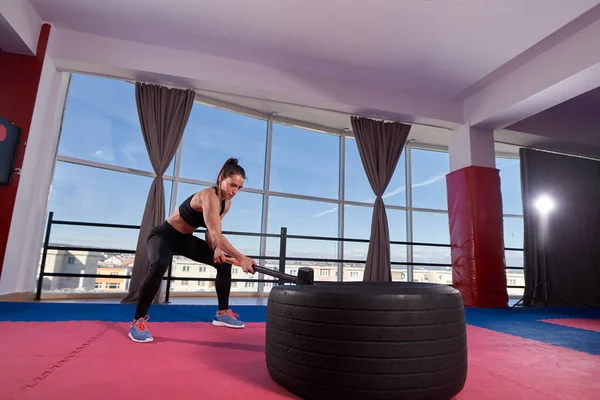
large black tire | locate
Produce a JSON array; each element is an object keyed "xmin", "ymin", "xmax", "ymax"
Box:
[{"xmin": 265, "ymin": 281, "xmax": 467, "ymax": 400}]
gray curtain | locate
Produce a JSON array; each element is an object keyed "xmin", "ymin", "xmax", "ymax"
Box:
[
  {"xmin": 520, "ymin": 148, "xmax": 600, "ymax": 307},
  {"xmin": 121, "ymin": 83, "xmax": 195, "ymax": 303},
  {"xmin": 350, "ymin": 116, "xmax": 411, "ymax": 281}
]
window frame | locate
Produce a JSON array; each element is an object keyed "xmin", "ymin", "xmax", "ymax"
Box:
[{"xmin": 50, "ymin": 73, "xmax": 524, "ymax": 297}]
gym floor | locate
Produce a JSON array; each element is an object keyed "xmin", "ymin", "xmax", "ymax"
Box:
[{"xmin": 1, "ymin": 302, "xmax": 599, "ymax": 400}]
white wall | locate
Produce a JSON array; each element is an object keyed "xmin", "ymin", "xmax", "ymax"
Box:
[
  {"xmin": 0, "ymin": 53, "xmax": 69, "ymax": 296},
  {"xmin": 449, "ymin": 125, "xmax": 496, "ymax": 172}
]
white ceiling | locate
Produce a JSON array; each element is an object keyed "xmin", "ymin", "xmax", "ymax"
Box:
[
  {"xmin": 28, "ymin": 0, "xmax": 600, "ymax": 99},
  {"xmin": 0, "ymin": 0, "xmax": 594, "ymax": 158},
  {"xmin": 0, "ymin": 14, "xmax": 20, "ymax": 52},
  {"xmin": 193, "ymin": 87, "xmax": 521, "ymax": 155}
]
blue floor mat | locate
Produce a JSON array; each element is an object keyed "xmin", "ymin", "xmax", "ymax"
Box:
[
  {"xmin": 465, "ymin": 307, "xmax": 600, "ymax": 355},
  {"xmin": 0, "ymin": 302, "xmax": 267, "ymax": 323},
  {"xmin": 1, "ymin": 302, "xmax": 598, "ymax": 355}
]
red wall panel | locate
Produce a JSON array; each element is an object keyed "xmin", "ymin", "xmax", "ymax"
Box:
[{"xmin": 0, "ymin": 24, "xmax": 51, "ymax": 277}]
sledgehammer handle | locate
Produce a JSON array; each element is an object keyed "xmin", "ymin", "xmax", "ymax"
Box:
[{"xmin": 223, "ymin": 256, "xmax": 297, "ymax": 284}]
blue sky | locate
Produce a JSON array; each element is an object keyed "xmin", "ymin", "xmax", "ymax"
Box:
[{"xmin": 47, "ymin": 74, "xmax": 524, "ymax": 268}]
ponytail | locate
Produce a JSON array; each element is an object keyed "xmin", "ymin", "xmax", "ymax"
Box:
[{"xmin": 216, "ymin": 158, "xmax": 246, "ymax": 188}]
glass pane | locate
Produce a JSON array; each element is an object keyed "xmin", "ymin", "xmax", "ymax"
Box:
[
  {"xmin": 411, "ymin": 148, "xmax": 449, "ymax": 210},
  {"xmin": 504, "ymin": 216, "xmax": 524, "ymax": 298},
  {"xmin": 47, "ymin": 225, "xmax": 140, "ymax": 252},
  {"xmin": 497, "ymin": 157, "xmax": 523, "ymax": 215},
  {"xmin": 343, "ymin": 204, "xmax": 371, "ymax": 264},
  {"xmin": 390, "ymin": 208, "xmax": 408, "ymax": 281},
  {"xmin": 179, "ymin": 103, "xmax": 267, "ymax": 190},
  {"xmin": 343, "ymin": 205, "xmax": 407, "ymax": 282},
  {"xmin": 503, "ymin": 216, "xmax": 524, "ymax": 249},
  {"xmin": 58, "ymin": 74, "xmax": 165, "ymax": 173},
  {"xmin": 412, "ymin": 211, "xmax": 451, "ymax": 283},
  {"xmin": 413, "ymin": 269, "xmax": 454, "ymax": 285},
  {"xmin": 412, "ymin": 211, "xmax": 449, "ymax": 245},
  {"xmin": 266, "ymin": 196, "xmax": 339, "ymax": 282},
  {"xmin": 388, "ymin": 209, "xmax": 408, "ymax": 263},
  {"xmin": 506, "ymin": 250, "xmax": 523, "ymax": 269},
  {"xmin": 505, "ymin": 208, "xmax": 524, "ymax": 297},
  {"xmin": 343, "ymin": 206, "xmax": 406, "ymax": 257},
  {"xmin": 507, "ymin": 268, "xmax": 525, "ymax": 298},
  {"xmin": 270, "ymin": 124, "xmax": 339, "ymax": 199},
  {"xmin": 344, "ymin": 137, "xmax": 406, "ymax": 206},
  {"xmin": 40, "ymin": 250, "xmax": 134, "ymax": 295},
  {"xmin": 47, "ymin": 161, "xmax": 173, "ymax": 250}
]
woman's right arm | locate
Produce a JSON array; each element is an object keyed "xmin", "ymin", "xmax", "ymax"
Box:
[{"xmin": 201, "ymin": 192, "xmax": 256, "ymax": 272}]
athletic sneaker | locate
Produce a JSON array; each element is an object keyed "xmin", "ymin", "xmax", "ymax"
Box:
[
  {"xmin": 129, "ymin": 315, "xmax": 153, "ymax": 343},
  {"xmin": 212, "ymin": 309, "xmax": 245, "ymax": 329}
]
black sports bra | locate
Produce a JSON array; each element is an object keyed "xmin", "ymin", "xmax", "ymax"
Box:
[{"xmin": 178, "ymin": 187, "xmax": 226, "ymax": 229}]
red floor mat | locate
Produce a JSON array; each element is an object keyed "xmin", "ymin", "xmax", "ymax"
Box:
[
  {"xmin": 1, "ymin": 322, "xmax": 598, "ymax": 399},
  {"xmin": 0, "ymin": 322, "xmax": 297, "ymax": 400},
  {"xmin": 458, "ymin": 325, "xmax": 600, "ymax": 399}
]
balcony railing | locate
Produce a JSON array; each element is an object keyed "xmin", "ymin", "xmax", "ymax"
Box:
[{"xmin": 36, "ymin": 211, "xmax": 525, "ymax": 301}]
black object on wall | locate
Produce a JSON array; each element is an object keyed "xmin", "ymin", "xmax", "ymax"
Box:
[
  {"xmin": 520, "ymin": 148, "xmax": 600, "ymax": 307},
  {"xmin": 0, "ymin": 116, "xmax": 21, "ymax": 186}
]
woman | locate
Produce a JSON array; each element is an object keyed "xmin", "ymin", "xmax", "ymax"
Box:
[{"xmin": 129, "ymin": 158, "xmax": 257, "ymax": 343}]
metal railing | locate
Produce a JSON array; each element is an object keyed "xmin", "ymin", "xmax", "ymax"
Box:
[{"xmin": 36, "ymin": 211, "xmax": 525, "ymax": 301}]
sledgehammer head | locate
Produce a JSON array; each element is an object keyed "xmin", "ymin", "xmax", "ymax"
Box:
[{"xmin": 297, "ymin": 267, "xmax": 314, "ymax": 285}]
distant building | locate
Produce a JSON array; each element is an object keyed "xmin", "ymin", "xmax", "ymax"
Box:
[
  {"xmin": 38, "ymin": 249, "xmax": 525, "ymax": 298},
  {"xmin": 95, "ymin": 258, "xmax": 133, "ymax": 291},
  {"xmin": 39, "ymin": 249, "xmax": 103, "ymax": 292}
]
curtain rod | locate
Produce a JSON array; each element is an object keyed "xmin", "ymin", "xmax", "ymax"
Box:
[{"xmin": 494, "ymin": 140, "xmax": 600, "ymax": 162}]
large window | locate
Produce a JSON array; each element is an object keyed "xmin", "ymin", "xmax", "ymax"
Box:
[
  {"xmin": 497, "ymin": 155, "xmax": 525, "ymax": 297},
  {"xmin": 59, "ymin": 74, "xmax": 166, "ymax": 174},
  {"xmin": 43, "ymin": 73, "xmax": 525, "ymax": 298},
  {"xmin": 408, "ymin": 148, "xmax": 451, "ymax": 285},
  {"xmin": 47, "ymin": 162, "xmax": 169, "ymax": 250},
  {"xmin": 270, "ymin": 123, "xmax": 340, "ymax": 199},
  {"xmin": 266, "ymin": 196, "xmax": 339, "ymax": 265},
  {"xmin": 179, "ymin": 104, "xmax": 267, "ymax": 190},
  {"xmin": 411, "ymin": 149, "xmax": 448, "ymax": 211},
  {"xmin": 344, "ymin": 137, "xmax": 406, "ymax": 206},
  {"xmin": 497, "ymin": 157, "xmax": 523, "ymax": 216},
  {"xmin": 412, "ymin": 210, "xmax": 450, "ymax": 266}
]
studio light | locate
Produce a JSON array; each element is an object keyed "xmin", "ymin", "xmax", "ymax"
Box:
[{"xmin": 535, "ymin": 195, "xmax": 554, "ymax": 215}]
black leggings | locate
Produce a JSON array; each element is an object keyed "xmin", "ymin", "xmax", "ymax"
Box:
[{"xmin": 134, "ymin": 221, "xmax": 232, "ymax": 320}]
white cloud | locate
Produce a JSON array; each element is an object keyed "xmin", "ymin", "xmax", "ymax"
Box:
[
  {"xmin": 313, "ymin": 206, "xmax": 338, "ymax": 218},
  {"xmin": 355, "ymin": 172, "xmax": 447, "ymax": 204},
  {"xmin": 91, "ymin": 149, "xmax": 115, "ymax": 163},
  {"xmin": 305, "ymin": 173, "xmax": 447, "ymax": 223},
  {"xmin": 411, "ymin": 173, "xmax": 446, "ymax": 189}
]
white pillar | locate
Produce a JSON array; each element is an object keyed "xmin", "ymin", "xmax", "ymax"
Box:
[
  {"xmin": 448, "ymin": 125, "xmax": 496, "ymax": 172},
  {"xmin": 0, "ymin": 56, "xmax": 69, "ymax": 297},
  {"xmin": 445, "ymin": 124, "xmax": 508, "ymax": 307}
]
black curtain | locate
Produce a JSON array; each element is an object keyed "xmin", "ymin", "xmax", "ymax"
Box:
[{"xmin": 520, "ymin": 148, "xmax": 600, "ymax": 307}]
